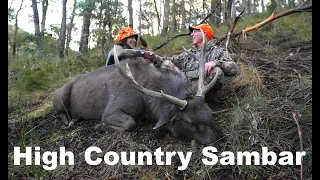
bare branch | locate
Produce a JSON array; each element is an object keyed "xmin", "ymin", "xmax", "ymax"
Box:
[
  {"xmin": 151, "ymin": 33, "xmax": 190, "ymax": 51},
  {"xmin": 152, "ymin": 2, "xmax": 221, "ymax": 51},
  {"xmin": 198, "ymin": 1, "xmax": 221, "ymax": 24},
  {"xmin": 225, "ymin": 8, "xmax": 245, "ymax": 54}
]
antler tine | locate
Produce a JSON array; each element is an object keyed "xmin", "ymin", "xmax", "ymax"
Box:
[
  {"xmin": 114, "ymin": 45, "xmax": 162, "ymax": 99},
  {"xmin": 196, "ymin": 29, "xmax": 207, "ymax": 97},
  {"xmin": 182, "ymin": 46, "xmax": 199, "ymax": 59},
  {"xmin": 113, "ymin": 45, "xmax": 188, "ymax": 109},
  {"xmin": 198, "ymin": 67, "xmax": 223, "ymax": 96}
]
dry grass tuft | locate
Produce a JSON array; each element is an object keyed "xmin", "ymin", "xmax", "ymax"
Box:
[{"xmin": 232, "ymin": 61, "xmax": 264, "ymax": 92}]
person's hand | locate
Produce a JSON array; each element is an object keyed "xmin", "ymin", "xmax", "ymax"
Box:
[
  {"xmin": 205, "ymin": 61, "xmax": 217, "ymax": 76},
  {"xmin": 143, "ymin": 51, "xmax": 156, "ymax": 63}
]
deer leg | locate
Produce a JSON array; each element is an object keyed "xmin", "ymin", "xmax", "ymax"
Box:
[
  {"xmin": 57, "ymin": 113, "xmax": 69, "ymax": 126},
  {"xmin": 67, "ymin": 117, "xmax": 82, "ymax": 128},
  {"xmin": 58, "ymin": 113, "xmax": 82, "ymax": 130},
  {"xmin": 95, "ymin": 110, "xmax": 137, "ymax": 132}
]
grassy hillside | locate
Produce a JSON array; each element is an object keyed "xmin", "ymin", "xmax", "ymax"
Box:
[{"xmin": 8, "ymin": 11, "xmax": 312, "ymax": 179}]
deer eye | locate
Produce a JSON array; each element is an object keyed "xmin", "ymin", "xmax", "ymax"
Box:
[{"xmin": 189, "ymin": 122, "xmax": 196, "ymax": 126}]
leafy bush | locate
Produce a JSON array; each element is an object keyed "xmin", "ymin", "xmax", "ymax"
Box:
[{"xmin": 16, "ymin": 69, "xmax": 49, "ymax": 92}]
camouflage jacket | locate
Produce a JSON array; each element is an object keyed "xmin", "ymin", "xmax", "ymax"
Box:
[
  {"xmin": 105, "ymin": 45, "xmax": 144, "ymax": 66},
  {"xmin": 152, "ymin": 45, "xmax": 239, "ymax": 79}
]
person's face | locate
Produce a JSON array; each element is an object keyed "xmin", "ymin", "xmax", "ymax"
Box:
[
  {"xmin": 191, "ymin": 29, "xmax": 204, "ymax": 47},
  {"xmin": 125, "ymin": 36, "xmax": 137, "ymax": 49}
]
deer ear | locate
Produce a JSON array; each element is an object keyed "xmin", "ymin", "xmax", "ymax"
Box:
[{"xmin": 153, "ymin": 114, "xmax": 177, "ymax": 129}]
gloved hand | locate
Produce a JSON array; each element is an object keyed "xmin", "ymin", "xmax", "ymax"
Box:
[
  {"xmin": 143, "ymin": 51, "xmax": 156, "ymax": 63},
  {"xmin": 143, "ymin": 51, "xmax": 155, "ymax": 59}
]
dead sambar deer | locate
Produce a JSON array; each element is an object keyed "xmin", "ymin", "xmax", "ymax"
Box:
[{"xmin": 53, "ymin": 40, "xmax": 222, "ymax": 145}]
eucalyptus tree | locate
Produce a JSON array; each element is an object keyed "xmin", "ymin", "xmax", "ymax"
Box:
[
  {"xmin": 188, "ymin": 0, "xmax": 194, "ymax": 25},
  {"xmin": 78, "ymin": 0, "xmax": 98, "ymax": 53},
  {"xmin": 95, "ymin": 0, "xmax": 107, "ymax": 46},
  {"xmin": 102, "ymin": 0, "xmax": 126, "ymax": 44},
  {"xmin": 58, "ymin": 0, "xmax": 67, "ymax": 58},
  {"xmin": 153, "ymin": 0, "xmax": 162, "ymax": 34},
  {"xmin": 41, "ymin": 0, "xmax": 49, "ymax": 37},
  {"xmin": 231, "ymin": 0, "xmax": 236, "ymax": 19},
  {"xmin": 139, "ymin": 0, "xmax": 142, "ymax": 34},
  {"xmin": 288, "ymin": 0, "xmax": 295, "ymax": 8},
  {"xmin": 31, "ymin": 0, "xmax": 42, "ymax": 51},
  {"xmin": 180, "ymin": 0, "xmax": 186, "ymax": 29},
  {"xmin": 171, "ymin": 0, "xmax": 177, "ymax": 32},
  {"xmin": 88, "ymin": 0, "xmax": 125, "ymax": 57},
  {"xmin": 11, "ymin": 0, "xmax": 24, "ymax": 58},
  {"xmin": 261, "ymin": 0, "xmax": 265, "ymax": 12},
  {"xmin": 225, "ymin": 0, "xmax": 233, "ymax": 28},
  {"xmin": 128, "ymin": 0, "xmax": 133, "ymax": 28},
  {"xmin": 65, "ymin": 0, "xmax": 77, "ymax": 56},
  {"xmin": 140, "ymin": 1, "xmax": 157, "ymax": 35},
  {"xmin": 162, "ymin": 0, "xmax": 170, "ymax": 34}
]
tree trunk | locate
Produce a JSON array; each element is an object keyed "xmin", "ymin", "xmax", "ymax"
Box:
[
  {"xmin": 96, "ymin": 0, "xmax": 104, "ymax": 47},
  {"xmin": 78, "ymin": 0, "xmax": 95, "ymax": 53},
  {"xmin": 297, "ymin": 0, "xmax": 304, "ymax": 6},
  {"xmin": 171, "ymin": 0, "xmax": 177, "ymax": 32},
  {"xmin": 288, "ymin": 0, "xmax": 295, "ymax": 8},
  {"xmin": 231, "ymin": 0, "xmax": 236, "ymax": 19},
  {"xmin": 209, "ymin": 0, "xmax": 215, "ymax": 25},
  {"xmin": 31, "ymin": 0, "xmax": 42, "ymax": 51},
  {"xmin": 108, "ymin": 22, "xmax": 113, "ymax": 42},
  {"xmin": 139, "ymin": 0, "xmax": 142, "ymax": 34},
  {"xmin": 188, "ymin": 0, "xmax": 194, "ymax": 25},
  {"xmin": 225, "ymin": 0, "xmax": 232, "ymax": 29},
  {"xmin": 216, "ymin": 0, "xmax": 221, "ymax": 26},
  {"xmin": 41, "ymin": 0, "xmax": 48, "ymax": 37},
  {"xmin": 261, "ymin": 0, "xmax": 265, "ymax": 12},
  {"xmin": 202, "ymin": 0, "xmax": 205, "ymax": 18},
  {"xmin": 128, "ymin": 0, "xmax": 133, "ymax": 28},
  {"xmin": 153, "ymin": 0, "xmax": 161, "ymax": 34},
  {"xmin": 59, "ymin": 0, "xmax": 67, "ymax": 58},
  {"xmin": 247, "ymin": 0, "xmax": 251, "ymax": 15},
  {"xmin": 181, "ymin": 0, "xmax": 186, "ymax": 29},
  {"xmin": 12, "ymin": 0, "xmax": 24, "ymax": 58},
  {"xmin": 65, "ymin": 0, "xmax": 77, "ymax": 56},
  {"xmin": 162, "ymin": 0, "xmax": 170, "ymax": 34},
  {"xmin": 101, "ymin": 0, "xmax": 110, "ymax": 59},
  {"xmin": 275, "ymin": 0, "xmax": 281, "ymax": 10},
  {"xmin": 79, "ymin": 12, "xmax": 92, "ymax": 53}
]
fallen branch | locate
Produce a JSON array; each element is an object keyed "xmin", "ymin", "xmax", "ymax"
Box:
[{"xmin": 216, "ymin": 3, "xmax": 312, "ymax": 45}]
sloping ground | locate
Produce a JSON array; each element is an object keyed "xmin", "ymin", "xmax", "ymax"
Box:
[{"xmin": 8, "ymin": 35, "xmax": 312, "ymax": 179}]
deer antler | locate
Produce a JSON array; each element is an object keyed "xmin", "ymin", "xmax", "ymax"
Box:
[
  {"xmin": 196, "ymin": 29, "xmax": 222, "ymax": 97},
  {"xmin": 113, "ymin": 45, "xmax": 188, "ymax": 110}
]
